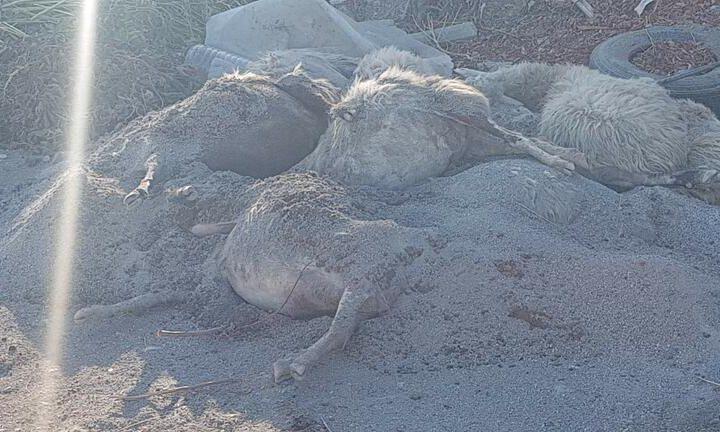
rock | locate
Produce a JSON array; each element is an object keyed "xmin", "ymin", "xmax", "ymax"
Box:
[{"xmin": 409, "ymin": 391, "xmax": 424, "ymax": 400}]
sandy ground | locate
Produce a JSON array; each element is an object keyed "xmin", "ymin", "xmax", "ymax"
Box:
[{"xmin": 1, "ymin": 134, "xmax": 720, "ymax": 431}]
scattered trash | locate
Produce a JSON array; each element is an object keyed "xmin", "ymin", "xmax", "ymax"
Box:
[
  {"xmin": 185, "ymin": 0, "xmax": 460, "ymax": 81},
  {"xmin": 409, "ymin": 22, "xmax": 478, "ymax": 45}
]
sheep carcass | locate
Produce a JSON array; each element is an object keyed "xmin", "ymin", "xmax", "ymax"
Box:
[
  {"xmin": 118, "ymin": 66, "xmax": 339, "ymax": 207},
  {"xmin": 458, "ymin": 63, "xmax": 720, "ymax": 199},
  {"xmin": 297, "ymin": 66, "xmax": 583, "ymax": 189}
]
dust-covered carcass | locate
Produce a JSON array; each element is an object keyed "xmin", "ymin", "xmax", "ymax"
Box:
[
  {"xmin": 297, "ymin": 65, "xmax": 583, "ymax": 189},
  {"xmin": 199, "ymin": 173, "xmax": 436, "ymax": 382},
  {"xmin": 73, "ymin": 172, "xmax": 436, "ymax": 383},
  {"xmin": 115, "ymin": 65, "xmax": 339, "ymax": 206}
]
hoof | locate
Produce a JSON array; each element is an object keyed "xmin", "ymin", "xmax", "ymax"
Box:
[
  {"xmin": 550, "ymin": 157, "xmax": 575, "ymax": 176},
  {"xmin": 190, "ymin": 224, "xmax": 219, "ymax": 237},
  {"xmin": 123, "ymin": 189, "xmax": 147, "ymax": 208},
  {"xmin": 167, "ymin": 185, "xmax": 199, "ymax": 206},
  {"xmin": 190, "ymin": 221, "xmax": 236, "ymax": 237},
  {"xmin": 564, "ymin": 148, "xmax": 590, "ymax": 171},
  {"xmin": 73, "ymin": 308, "xmax": 91, "ymax": 323},
  {"xmin": 73, "ymin": 304, "xmax": 113, "ymax": 323},
  {"xmin": 273, "ymin": 358, "xmax": 307, "ymax": 383},
  {"xmin": 674, "ymin": 169, "xmax": 720, "ymax": 189}
]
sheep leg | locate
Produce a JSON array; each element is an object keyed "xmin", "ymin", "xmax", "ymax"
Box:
[
  {"xmin": 518, "ymin": 142, "xmax": 718, "ymax": 189},
  {"xmin": 123, "ymin": 154, "xmax": 158, "ymax": 207},
  {"xmin": 526, "ymin": 139, "xmax": 590, "ymax": 170},
  {"xmin": 73, "ymin": 291, "xmax": 185, "ymax": 323},
  {"xmin": 272, "ymin": 286, "xmax": 371, "ymax": 383},
  {"xmin": 472, "ymin": 118, "xmax": 577, "ymax": 174},
  {"xmin": 577, "ymin": 166, "xmax": 720, "ymax": 190}
]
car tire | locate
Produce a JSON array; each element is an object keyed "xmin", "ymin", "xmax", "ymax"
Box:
[{"xmin": 589, "ymin": 25, "xmax": 720, "ymax": 116}]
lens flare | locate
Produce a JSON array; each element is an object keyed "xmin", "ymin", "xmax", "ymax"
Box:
[{"xmin": 34, "ymin": 1, "xmax": 98, "ymax": 430}]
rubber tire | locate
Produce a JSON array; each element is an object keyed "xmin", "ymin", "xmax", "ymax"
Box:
[{"xmin": 589, "ymin": 25, "xmax": 720, "ymax": 116}]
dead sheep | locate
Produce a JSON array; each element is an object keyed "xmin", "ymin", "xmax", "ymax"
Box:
[
  {"xmin": 353, "ymin": 46, "xmax": 439, "ymax": 80},
  {"xmin": 75, "ymin": 172, "xmax": 434, "ymax": 383},
  {"xmin": 296, "ymin": 66, "xmax": 584, "ymax": 189},
  {"xmin": 458, "ymin": 63, "xmax": 720, "ymax": 198},
  {"xmin": 114, "ymin": 66, "xmax": 340, "ymax": 207}
]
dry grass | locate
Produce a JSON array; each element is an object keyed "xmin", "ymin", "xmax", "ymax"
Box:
[
  {"xmin": 0, "ymin": 0, "xmax": 254, "ymax": 152},
  {"xmin": 0, "ymin": 0, "xmax": 80, "ymax": 40}
]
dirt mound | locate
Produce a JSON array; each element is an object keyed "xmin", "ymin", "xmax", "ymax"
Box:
[
  {"xmin": 358, "ymin": 160, "xmax": 720, "ymax": 372},
  {"xmin": 84, "ymin": 70, "xmax": 329, "ymax": 200}
]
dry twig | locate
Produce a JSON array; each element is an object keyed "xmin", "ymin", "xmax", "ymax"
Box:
[
  {"xmin": 120, "ymin": 378, "xmax": 238, "ymax": 401},
  {"xmin": 320, "ymin": 416, "xmax": 335, "ymax": 432},
  {"xmin": 118, "ymin": 417, "xmax": 157, "ymax": 431},
  {"xmin": 156, "ymin": 325, "xmax": 225, "ymax": 337},
  {"xmin": 698, "ymin": 376, "xmax": 720, "ymax": 387}
]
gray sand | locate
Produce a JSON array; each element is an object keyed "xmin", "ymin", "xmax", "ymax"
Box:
[{"xmin": 1, "ymin": 88, "xmax": 720, "ymax": 431}]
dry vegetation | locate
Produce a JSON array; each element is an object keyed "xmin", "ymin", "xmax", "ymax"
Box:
[{"xmin": 0, "ymin": 0, "xmax": 252, "ymax": 153}]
